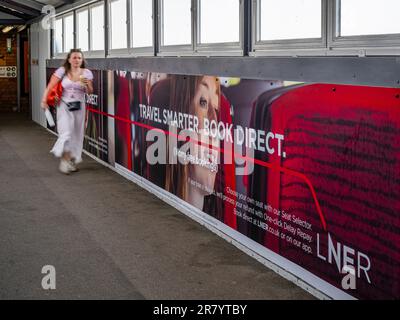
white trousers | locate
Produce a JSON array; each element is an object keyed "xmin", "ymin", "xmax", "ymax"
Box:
[{"xmin": 50, "ymin": 100, "xmax": 85, "ymax": 164}]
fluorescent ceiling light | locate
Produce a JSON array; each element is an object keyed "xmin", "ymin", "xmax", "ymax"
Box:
[
  {"xmin": 17, "ymin": 25, "xmax": 26, "ymax": 32},
  {"xmin": 2, "ymin": 26, "xmax": 14, "ymax": 33}
]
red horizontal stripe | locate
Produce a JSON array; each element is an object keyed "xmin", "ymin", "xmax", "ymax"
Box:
[{"xmin": 86, "ymin": 106, "xmax": 328, "ymax": 231}]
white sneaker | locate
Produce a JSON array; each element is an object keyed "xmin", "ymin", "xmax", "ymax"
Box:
[
  {"xmin": 67, "ymin": 160, "xmax": 78, "ymax": 172},
  {"xmin": 59, "ymin": 159, "xmax": 71, "ymax": 175}
]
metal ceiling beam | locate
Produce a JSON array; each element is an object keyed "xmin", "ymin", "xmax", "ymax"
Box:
[
  {"xmin": 0, "ymin": 18, "xmax": 24, "ymax": 24},
  {"xmin": 0, "ymin": 0, "xmax": 40, "ymax": 17},
  {"xmin": 55, "ymin": 0, "xmax": 76, "ymax": 8},
  {"xmin": 11, "ymin": 0, "xmax": 43, "ymax": 12},
  {"xmin": 47, "ymin": 56, "xmax": 400, "ymax": 88},
  {"xmin": 55, "ymin": 0, "xmax": 93, "ymax": 12},
  {"xmin": 0, "ymin": 5, "xmax": 30, "ymax": 20}
]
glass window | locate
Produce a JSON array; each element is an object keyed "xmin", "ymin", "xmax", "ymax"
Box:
[
  {"xmin": 131, "ymin": 0, "xmax": 153, "ymax": 48},
  {"xmin": 64, "ymin": 14, "xmax": 74, "ymax": 52},
  {"xmin": 259, "ymin": 0, "xmax": 321, "ymax": 41},
  {"xmin": 110, "ymin": 0, "xmax": 127, "ymax": 49},
  {"xmin": 54, "ymin": 18, "xmax": 63, "ymax": 54},
  {"xmin": 199, "ymin": 0, "xmax": 240, "ymax": 44},
  {"xmin": 162, "ymin": 0, "xmax": 191, "ymax": 46},
  {"xmin": 339, "ymin": 0, "xmax": 400, "ymax": 37},
  {"xmin": 91, "ymin": 4, "xmax": 105, "ymax": 50},
  {"xmin": 77, "ymin": 10, "xmax": 89, "ymax": 51}
]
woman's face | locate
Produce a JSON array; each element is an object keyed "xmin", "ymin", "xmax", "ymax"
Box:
[
  {"xmin": 68, "ymin": 52, "xmax": 83, "ymax": 68},
  {"xmin": 190, "ymin": 76, "xmax": 220, "ymax": 194}
]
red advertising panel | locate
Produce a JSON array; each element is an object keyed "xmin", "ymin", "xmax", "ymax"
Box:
[
  {"xmin": 83, "ymin": 70, "xmax": 108, "ymax": 162},
  {"xmin": 47, "ymin": 68, "xmax": 400, "ymax": 299}
]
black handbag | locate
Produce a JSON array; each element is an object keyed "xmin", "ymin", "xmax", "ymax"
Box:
[{"xmin": 65, "ymin": 100, "xmax": 82, "ymax": 112}]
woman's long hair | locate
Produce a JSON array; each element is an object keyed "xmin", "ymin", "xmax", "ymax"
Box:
[
  {"xmin": 62, "ymin": 49, "xmax": 86, "ymax": 75},
  {"xmin": 165, "ymin": 75, "xmax": 224, "ymax": 218},
  {"xmin": 165, "ymin": 75, "xmax": 201, "ymax": 200}
]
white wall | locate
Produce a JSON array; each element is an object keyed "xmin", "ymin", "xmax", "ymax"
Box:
[{"xmin": 30, "ymin": 22, "xmax": 50, "ymax": 127}]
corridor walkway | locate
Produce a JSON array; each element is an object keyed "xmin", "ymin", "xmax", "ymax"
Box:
[{"xmin": 0, "ymin": 113, "xmax": 313, "ymax": 300}]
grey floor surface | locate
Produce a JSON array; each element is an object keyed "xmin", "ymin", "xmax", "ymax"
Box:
[{"xmin": 0, "ymin": 113, "xmax": 313, "ymax": 300}]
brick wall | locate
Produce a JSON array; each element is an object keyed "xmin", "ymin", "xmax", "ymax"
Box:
[{"xmin": 0, "ymin": 33, "xmax": 17, "ymax": 112}]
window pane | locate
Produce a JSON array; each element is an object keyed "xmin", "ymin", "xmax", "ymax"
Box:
[
  {"xmin": 131, "ymin": 0, "xmax": 153, "ymax": 48},
  {"xmin": 340, "ymin": 0, "xmax": 400, "ymax": 36},
  {"xmin": 259, "ymin": 0, "xmax": 321, "ymax": 41},
  {"xmin": 64, "ymin": 15, "xmax": 74, "ymax": 52},
  {"xmin": 91, "ymin": 4, "xmax": 105, "ymax": 50},
  {"xmin": 162, "ymin": 0, "xmax": 191, "ymax": 46},
  {"xmin": 54, "ymin": 18, "xmax": 63, "ymax": 54},
  {"xmin": 199, "ymin": 0, "xmax": 239, "ymax": 44},
  {"xmin": 110, "ymin": 0, "xmax": 127, "ymax": 49},
  {"xmin": 77, "ymin": 10, "xmax": 89, "ymax": 51}
]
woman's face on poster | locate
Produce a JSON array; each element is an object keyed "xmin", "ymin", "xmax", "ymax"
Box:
[{"xmin": 190, "ymin": 76, "xmax": 220, "ymax": 194}]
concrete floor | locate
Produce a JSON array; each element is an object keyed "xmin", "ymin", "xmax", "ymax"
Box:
[{"xmin": 0, "ymin": 113, "xmax": 313, "ymax": 300}]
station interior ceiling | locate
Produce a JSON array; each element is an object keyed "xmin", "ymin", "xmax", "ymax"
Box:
[{"xmin": 0, "ymin": 0, "xmax": 73, "ymax": 27}]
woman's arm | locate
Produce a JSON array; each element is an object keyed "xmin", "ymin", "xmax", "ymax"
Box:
[
  {"xmin": 41, "ymin": 74, "xmax": 62, "ymax": 109},
  {"xmin": 84, "ymin": 80, "xmax": 94, "ymax": 95},
  {"xmin": 82, "ymin": 69, "xmax": 94, "ymax": 95}
]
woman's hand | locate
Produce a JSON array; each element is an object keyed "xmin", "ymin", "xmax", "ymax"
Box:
[
  {"xmin": 80, "ymin": 76, "xmax": 89, "ymax": 88},
  {"xmin": 81, "ymin": 76, "xmax": 94, "ymax": 94},
  {"xmin": 41, "ymin": 101, "xmax": 49, "ymax": 110}
]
